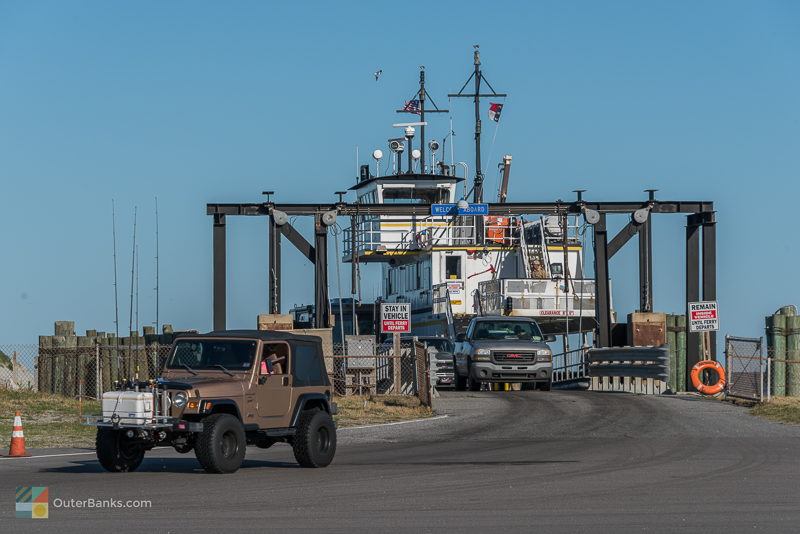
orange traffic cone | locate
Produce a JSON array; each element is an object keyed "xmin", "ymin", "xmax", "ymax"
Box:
[{"xmin": 4, "ymin": 412, "xmax": 32, "ymax": 457}]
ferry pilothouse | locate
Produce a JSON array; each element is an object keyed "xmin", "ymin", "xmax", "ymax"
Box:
[{"xmin": 337, "ymin": 48, "xmax": 610, "ymax": 343}]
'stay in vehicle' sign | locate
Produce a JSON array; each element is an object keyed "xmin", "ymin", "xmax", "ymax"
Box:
[{"xmin": 380, "ymin": 303, "xmax": 411, "ymax": 333}]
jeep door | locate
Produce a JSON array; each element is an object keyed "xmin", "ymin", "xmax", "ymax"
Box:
[{"xmin": 255, "ymin": 342, "xmax": 293, "ymax": 424}]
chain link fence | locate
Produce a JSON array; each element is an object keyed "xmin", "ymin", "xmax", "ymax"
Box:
[
  {"xmin": 327, "ymin": 340, "xmax": 431, "ymax": 406},
  {"xmin": 2, "ymin": 340, "xmax": 432, "ymax": 407},
  {"xmin": 0, "ymin": 345, "xmax": 38, "ymax": 391},
  {"xmin": 725, "ymin": 336, "xmax": 765, "ymax": 400}
]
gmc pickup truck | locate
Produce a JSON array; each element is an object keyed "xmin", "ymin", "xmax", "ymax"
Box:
[{"xmin": 453, "ymin": 316, "xmax": 555, "ymax": 391}]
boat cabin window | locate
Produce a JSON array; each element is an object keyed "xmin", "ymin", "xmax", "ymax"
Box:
[
  {"xmin": 550, "ymin": 263, "xmax": 563, "ymax": 276},
  {"xmin": 445, "ymin": 256, "xmax": 461, "ymax": 280},
  {"xmin": 382, "ymin": 187, "xmax": 449, "ymax": 204}
]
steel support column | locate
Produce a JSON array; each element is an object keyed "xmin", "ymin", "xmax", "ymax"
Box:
[
  {"xmin": 268, "ymin": 216, "xmax": 281, "ymax": 314},
  {"xmin": 639, "ymin": 217, "xmax": 653, "ymax": 312},
  {"xmin": 314, "ymin": 215, "xmax": 330, "ymax": 328},
  {"xmin": 213, "ymin": 213, "xmax": 226, "ymax": 331},
  {"xmin": 686, "ymin": 214, "xmax": 702, "ymax": 381},
  {"xmin": 702, "ymin": 213, "xmax": 717, "ymax": 361},
  {"xmin": 593, "ymin": 213, "xmax": 612, "ymax": 347}
]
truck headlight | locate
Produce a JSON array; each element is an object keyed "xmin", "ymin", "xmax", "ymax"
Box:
[
  {"xmin": 473, "ymin": 349, "xmax": 491, "ymax": 361},
  {"xmin": 173, "ymin": 391, "xmax": 188, "ymax": 408},
  {"xmin": 537, "ymin": 349, "xmax": 552, "ymax": 362}
]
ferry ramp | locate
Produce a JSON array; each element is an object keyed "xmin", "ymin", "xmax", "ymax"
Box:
[{"xmin": 2, "ymin": 390, "xmax": 799, "ymax": 533}]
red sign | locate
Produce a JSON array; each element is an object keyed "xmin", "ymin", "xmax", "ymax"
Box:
[{"xmin": 691, "ymin": 310, "xmax": 717, "ymax": 320}]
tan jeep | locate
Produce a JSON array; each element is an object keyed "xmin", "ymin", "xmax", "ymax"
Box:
[{"xmin": 83, "ymin": 330, "xmax": 337, "ymax": 474}]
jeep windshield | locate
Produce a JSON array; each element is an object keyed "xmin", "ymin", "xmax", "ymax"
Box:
[
  {"xmin": 471, "ymin": 321, "xmax": 543, "ymax": 342},
  {"xmin": 166, "ymin": 339, "xmax": 257, "ymax": 371}
]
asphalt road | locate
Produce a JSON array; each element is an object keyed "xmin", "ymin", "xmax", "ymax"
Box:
[{"xmin": 2, "ymin": 390, "xmax": 800, "ymax": 533}]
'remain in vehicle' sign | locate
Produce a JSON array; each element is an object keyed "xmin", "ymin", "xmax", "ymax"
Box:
[
  {"xmin": 688, "ymin": 301, "xmax": 719, "ymax": 332},
  {"xmin": 380, "ymin": 303, "xmax": 411, "ymax": 333}
]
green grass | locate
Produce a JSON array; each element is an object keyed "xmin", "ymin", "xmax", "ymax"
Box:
[
  {"xmin": 0, "ymin": 389, "xmax": 433, "ymax": 449},
  {"xmin": 751, "ymin": 397, "xmax": 800, "ymax": 425},
  {"xmin": 0, "ymin": 389, "xmax": 100, "ymax": 448},
  {"xmin": 333, "ymin": 395, "xmax": 432, "ymax": 427}
]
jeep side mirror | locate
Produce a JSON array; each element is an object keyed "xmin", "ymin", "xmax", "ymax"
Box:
[
  {"xmin": 544, "ymin": 335, "xmax": 556, "ymax": 343},
  {"xmin": 456, "ymin": 333, "xmax": 466, "ymax": 342}
]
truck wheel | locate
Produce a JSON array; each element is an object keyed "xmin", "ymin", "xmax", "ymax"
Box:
[
  {"xmin": 454, "ymin": 359, "xmax": 467, "ymax": 391},
  {"xmin": 194, "ymin": 413, "xmax": 246, "ymax": 474},
  {"xmin": 467, "ymin": 367, "xmax": 482, "ymax": 392},
  {"xmin": 292, "ymin": 410, "xmax": 337, "ymax": 468},
  {"xmin": 96, "ymin": 428, "xmax": 145, "ymax": 473}
]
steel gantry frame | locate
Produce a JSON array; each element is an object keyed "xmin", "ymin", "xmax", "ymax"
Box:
[{"xmin": 206, "ymin": 193, "xmax": 716, "ymax": 374}]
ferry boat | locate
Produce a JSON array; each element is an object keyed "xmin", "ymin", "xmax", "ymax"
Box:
[{"xmin": 336, "ymin": 49, "xmax": 610, "ymax": 341}]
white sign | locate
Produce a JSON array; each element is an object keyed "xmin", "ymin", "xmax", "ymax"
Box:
[
  {"xmin": 688, "ymin": 301, "xmax": 719, "ymax": 332},
  {"xmin": 380, "ymin": 303, "xmax": 411, "ymax": 334}
]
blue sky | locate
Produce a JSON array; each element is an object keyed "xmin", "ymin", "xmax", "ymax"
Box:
[{"xmin": 0, "ymin": 1, "xmax": 798, "ymax": 345}]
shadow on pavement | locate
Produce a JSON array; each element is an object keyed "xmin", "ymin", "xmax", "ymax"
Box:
[{"xmin": 40, "ymin": 457, "xmax": 299, "ymax": 474}]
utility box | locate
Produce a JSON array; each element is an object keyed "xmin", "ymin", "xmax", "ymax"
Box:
[
  {"xmin": 627, "ymin": 312, "xmax": 667, "ymax": 346},
  {"xmin": 257, "ymin": 314, "xmax": 294, "ymax": 331}
]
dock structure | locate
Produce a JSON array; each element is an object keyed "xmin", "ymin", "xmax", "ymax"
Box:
[{"xmin": 206, "ymin": 194, "xmax": 717, "ymax": 377}]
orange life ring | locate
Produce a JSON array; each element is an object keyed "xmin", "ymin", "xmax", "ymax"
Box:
[{"xmin": 690, "ymin": 360, "xmax": 726, "ymax": 394}]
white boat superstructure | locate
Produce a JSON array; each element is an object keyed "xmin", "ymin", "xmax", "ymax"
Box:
[{"xmin": 343, "ymin": 173, "xmax": 609, "ymax": 337}]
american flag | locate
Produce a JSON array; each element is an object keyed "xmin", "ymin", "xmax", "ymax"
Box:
[{"xmin": 403, "ymin": 99, "xmax": 421, "ymax": 114}]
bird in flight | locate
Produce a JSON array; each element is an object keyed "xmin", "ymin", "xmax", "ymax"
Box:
[{"xmin": 374, "ymin": 69, "xmax": 382, "ymax": 81}]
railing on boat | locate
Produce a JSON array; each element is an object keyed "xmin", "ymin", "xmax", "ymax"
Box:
[
  {"xmin": 478, "ymin": 278, "xmax": 598, "ymax": 317},
  {"xmin": 343, "ymin": 216, "xmax": 521, "ymax": 258}
]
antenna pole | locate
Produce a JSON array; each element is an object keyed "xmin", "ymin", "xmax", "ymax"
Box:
[
  {"xmin": 419, "ymin": 68, "xmax": 425, "ymax": 172},
  {"xmin": 155, "ymin": 197, "xmax": 159, "ymax": 333},
  {"xmin": 129, "ymin": 206, "xmax": 137, "ymax": 338},
  {"xmin": 448, "ymin": 47, "xmax": 507, "ymax": 203},
  {"xmin": 112, "ymin": 200, "xmax": 119, "ymax": 339},
  {"xmin": 473, "ymin": 49, "xmax": 482, "ymax": 202}
]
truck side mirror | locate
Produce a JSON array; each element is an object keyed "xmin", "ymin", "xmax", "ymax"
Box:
[
  {"xmin": 544, "ymin": 335, "xmax": 556, "ymax": 343},
  {"xmin": 456, "ymin": 333, "xmax": 466, "ymax": 342}
]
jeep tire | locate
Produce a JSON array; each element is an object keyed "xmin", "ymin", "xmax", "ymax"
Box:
[
  {"xmin": 96, "ymin": 428, "xmax": 145, "ymax": 473},
  {"xmin": 454, "ymin": 359, "xmax": 467, "ymax": 391},
  {"xmin": 194, "ymin": 413, "xmax": 247, "ymax": 474},
  {"xmin": 292, "ymin": 409, "xmax": 336, "ymax": 468}
]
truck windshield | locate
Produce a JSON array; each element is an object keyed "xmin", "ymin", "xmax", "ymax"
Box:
[
  {"xmin": 166, "ymin": 340, "xmax": 257, "ymax": 371},
  {"xmin": 472, "ymin": 321, "xmax": 543, "ymax": 342}
]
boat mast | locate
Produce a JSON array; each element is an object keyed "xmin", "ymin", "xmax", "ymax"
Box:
[
  {"xmin": 448, "ymin": 46, "xmax": 506, "ymax": 202},
  {"xmin": 396, "ymin": 66, "xmax": 447, "ymax": 173}
]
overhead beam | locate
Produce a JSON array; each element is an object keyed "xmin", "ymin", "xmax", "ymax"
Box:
[
  {"xmin": 279, "ymin": 222, "xmax": 315, "ymax": 263},
  {"xmin": 593, "ymin": 213, "xmax": 612, "ymax": 347},
  {"xmin": 213, "ymin": 213, "xmax": 226, "ymax": 331},
  {"xmin": 207, "ymin": 200, "xmax": 715, "ymax": 218},
  {"xmin": 607, "ymin": 220, "xmax": 641, "ymax": 259},
  {"xmin": 268, "ymin": 216, "xmax": 281, "ymax": 314}
]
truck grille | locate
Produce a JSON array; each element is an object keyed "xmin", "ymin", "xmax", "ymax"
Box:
[{"xmin": 493, "ymin": 352, "xmax": 536, "ymax": 363}]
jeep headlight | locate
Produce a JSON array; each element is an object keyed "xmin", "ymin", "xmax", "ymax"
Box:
[{"xmin": 173, "ymin": 391, "xmax": 188, "ymax": 408}]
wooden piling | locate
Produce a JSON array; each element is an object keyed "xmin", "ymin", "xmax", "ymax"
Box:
[
  {"xmin": 786, "ymin": 315, "xmax": 800, "ymax": 396},
  {"xmin": 666, "ymin": 315, "xmax": 677, "ymax": 392},
  {"xmin": 676, "ymin": 315, "xmax": 687, "ymax": 392},
  {"xmin": 767, "ymin": 314, "xmax": 787, "ymax": 396}
]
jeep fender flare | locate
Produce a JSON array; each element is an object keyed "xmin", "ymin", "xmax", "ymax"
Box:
[
  {"xmin": 200, "ymin": 399, "xmax": 242, "ymax": 420},
  {"xmin": 290, "ymin": 393, "xmax": 331, "ymax": 428}
]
